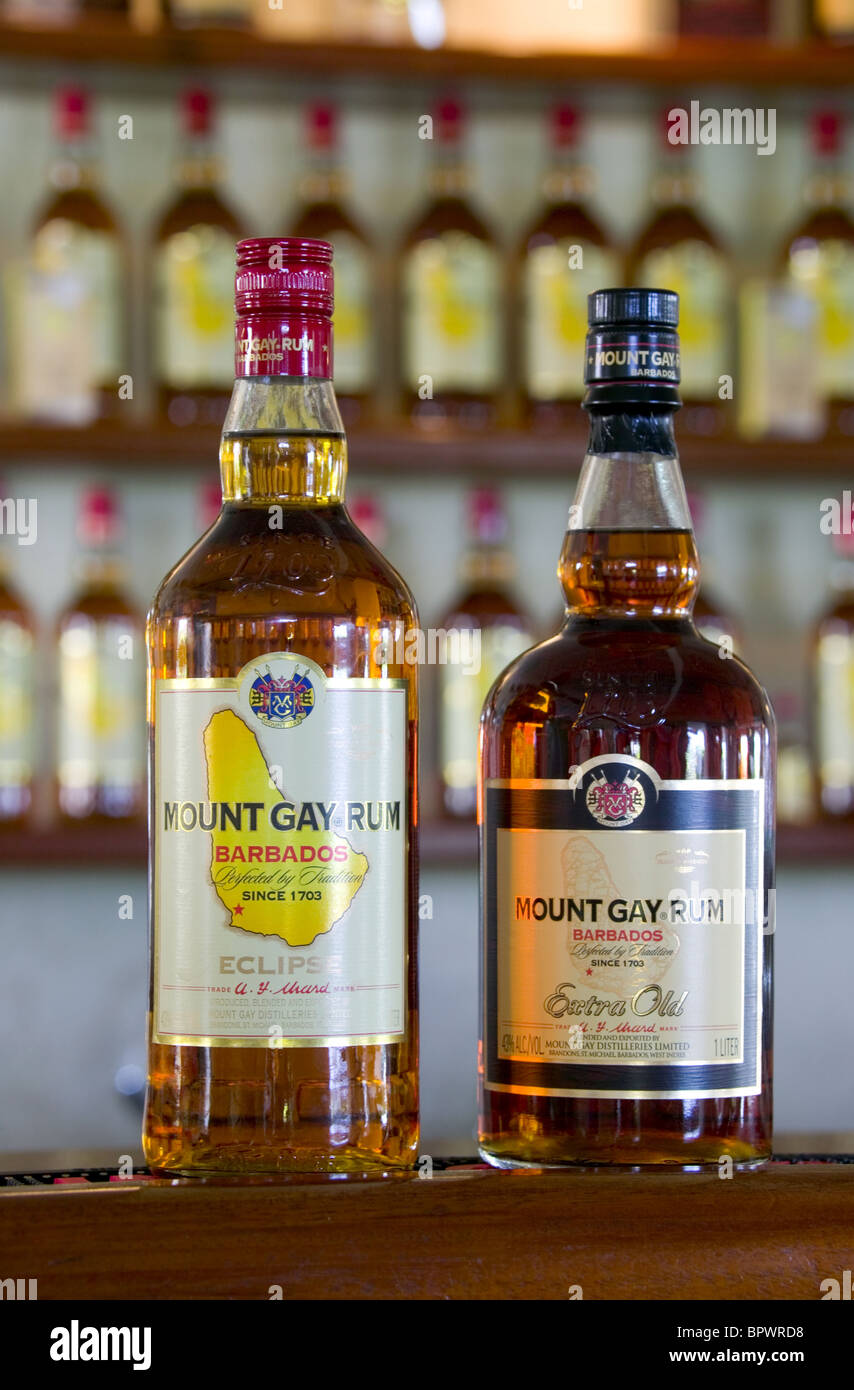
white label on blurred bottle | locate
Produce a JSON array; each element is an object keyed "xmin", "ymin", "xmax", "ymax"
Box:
[
  {"xmin": 524, "ymin": 241, "xmax": 619, "ymax": 401},
  {"xmin": 440, "ymin": 622, "xmax": 532, "ymax": 796},
  {"xmin": 328, "ymin": 230, "xmax": 372, "ymax": 395},
  {"xmin": 155, "ymin": 225, "xmax": 236, "ymax": 388},
  {"xmin": 816, "ymin": 629, "xmax": 854, "ymax": 802},
  {"xmin": 0, "ymin": 618, "xmax": 34, "ymax": 793},
  {"xmin": 787, "ymin": 239, "xmax": 854, "ymax": 398},
  {"xmin": 58, "ymin": 617, "xmax": 144, "ymax": 800},
  {"xmin": 404, "ymin": 231, "xmax": 501, "ymax": 393},
  {"xmin": 635, "ymin": 240, "xmax": 729, "ymax": 399}
]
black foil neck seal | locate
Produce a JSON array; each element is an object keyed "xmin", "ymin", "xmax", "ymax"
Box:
[{"xmin": 583, "ymin": 287, "xmax": 681, "ymax": 412}]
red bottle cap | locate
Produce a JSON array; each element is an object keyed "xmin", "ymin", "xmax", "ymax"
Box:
[
  {"xmin": 436, "ymin": 96, "xmax": 464, "ymax": 145},
  {"xmin": 812, "ymin": 110, "xmax": 842, "ymax": 159},
  {"xmin": 469, "ymin": 487, "xmax": 508, "ymax": 545},
  {"xmin": 182, "ymin": 88, "xmax": 214, "ymax": 138},
  {"xmin": 552, "ymin": 104, "xmax": 580, "ymax": 149},
  {"xmin": 199, "ymin": 481, "xmax": 223, "ymax": 528},
  {"xmin": 306, "ymin": 101, "xmax": 336, "ymax": 150},
  {"xmin": 78, "ymin": 487, "xmax": 121, "ymax": 547},
  {"xmin": 350, "ymin": 494, "xmax": 386, "ymax": 549},
  {"xmin": 55, "ymin": 87, "xmax": 89, "ymax": 140},
  {"xmin": 234, "ymin": 237, "xmax": 334, "ymax": 379}
]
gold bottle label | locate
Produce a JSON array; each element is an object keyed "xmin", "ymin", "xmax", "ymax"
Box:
[
  {"xmin": 153, "ymin": 653, "xmax": 408, "ymax": 1048},
  {"xmin": 483, "ymin": 757, "xmax": 765, "ymax": 1100}
]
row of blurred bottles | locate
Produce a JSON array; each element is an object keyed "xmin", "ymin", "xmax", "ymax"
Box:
[
  {"xmin": 3, "ymin": 478, "xmax": 850, "ymax": 830},
  {"xmin": 3, "ymin": 0, "xmax": 853, "ymax": 46},
  {"xmin": 6, "ymin": 87, "xmax": 854, "ymax": 439}
]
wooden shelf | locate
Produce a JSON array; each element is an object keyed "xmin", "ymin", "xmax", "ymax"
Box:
[
  {"xmin": 1, "ymin": 420, "xmax": 852, "ymax": 479},
  {"xmin": 0, "ymin": 19, "xmax": 852, "ymax": 88},
  {"xmin": 0, "ymin": 817, "xmax": 850, "ymax": 868},
  {"xmin": 1, "ymin": 1160, "xmax": 852, "ymax": 1301}
]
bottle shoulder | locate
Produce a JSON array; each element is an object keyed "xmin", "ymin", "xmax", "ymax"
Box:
[
  {"xmin": 483, "ymin": 621, "xmax": 774, "ymax": 729},
  {"xmin": 151, "ymin": 504, "xmax": 418, "ymax": 625}
]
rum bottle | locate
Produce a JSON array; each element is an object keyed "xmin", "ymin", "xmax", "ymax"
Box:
[
  {"xmin": 56, "ymin": 487, "xmax": 145, "ymax": 821},
  {"xmin": 291, "ymin": 102, "xmax": 375, "ymax": 424},
  {"xmin": 145, "ymin": 238, "xmax": 419, "ymax": 1176},
  {"xmin": 479, "ymin": 288, "xmax": 775, "ymax": 1169},
  {"xmin": 519, "ymin": 104, "xmax": 619, "ymax": 427},
  {"xmin": 153, "ymin": 88, "xmax": 245, "ymax": 427},
  {"xmin": 0, "ymin": 506, "xmax": 35, "ymax": 826},
  {"xmin": 400, "ymin": 97, "xmax": 501, "ymax": 427},
  {"xmin": 812, "ymin": 524, "xmax": 854, "ymax": 818},
  {"xmin": 626, "ymin": 111, "xmax": 731, "ymax": 436},
  {"xmin": 782, "ymin": 110, "xmax": 854, "ymax": 438}
]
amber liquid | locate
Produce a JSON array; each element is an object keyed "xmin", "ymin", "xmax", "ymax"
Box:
[
  {"xmin": 144, "ymin": 430, "xmax": 419, "ymax": 1176},
  {"xmin": 479, "ymin": 529, "xmax": 774, "ymax": 1168}
]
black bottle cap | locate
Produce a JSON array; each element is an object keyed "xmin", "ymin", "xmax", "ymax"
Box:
[
  {"xmin": 588, "ymin": 287, "xmax": 679, "ymax": 329},
  {"xmin": 584, "ymin": 286, "xmax": 681, "ymax": 410}
]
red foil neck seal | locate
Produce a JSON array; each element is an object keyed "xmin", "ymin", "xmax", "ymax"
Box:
[{"xmin": 234, "ymin": 237, "xmax": 334, "ymax": 379}]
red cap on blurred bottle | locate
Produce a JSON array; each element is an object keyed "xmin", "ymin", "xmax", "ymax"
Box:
[
  {"xmin": 79, "ymin": 487, "xmax": 121, "ymax": 547},
  {"xmin": 469, "ymin": 487, "xmax": 508, "ymax": 546},
  {"xmin": 812, "ymin": 110, "xmax": 842, "ymax": 159},
  {"xmin": 182, "ymin": 88, "xmax": 214, "ymax": 138},
  {"xmin": 199, "ymin": 481, "xmax": 222, "ymax": 529},
  {"xmin": 350, "ymin": 494, "xmax": 386, "ymax": 550},
  {"xmin": 436, "ymin": 96, "xmax": 464, "ymax": 145},
  {"xmin": 306, "ymin": 102, "xmax": 336, "ymax": 151},
  {"xmin": 55, "ymin": 87, "xmax": 89, "ymax": 140},
  {"xmin": 552, "ymin": 104, "xmax": 580, "ymax": 149}
]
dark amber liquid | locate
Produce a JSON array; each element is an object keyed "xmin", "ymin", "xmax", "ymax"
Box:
[
  {"xmin": 144, "ymin": 433, "xmax": 419, "ymax": 1175},
  {"xmin": 479, "ymin": 530, "xmax": 774, "ymax": 1168}
]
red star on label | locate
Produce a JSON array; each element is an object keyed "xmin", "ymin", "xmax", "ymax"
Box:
[
  {"xmin": 234, "ymin": 904, "xmax": 244, "ymax": 916},
  {"xmin": 586, "ymin": 968, "xmax": 592, "ymax": 976}
]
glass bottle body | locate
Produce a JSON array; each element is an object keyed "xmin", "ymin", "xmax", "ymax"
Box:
[{"xmin": 144, "ymin": 379, "xmax": 419, "ymax": 1175}]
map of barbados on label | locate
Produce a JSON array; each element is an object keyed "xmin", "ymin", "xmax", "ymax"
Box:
[{"xmin": 153, "ymin": 653, "xmax": 408, "ymax": 1047}]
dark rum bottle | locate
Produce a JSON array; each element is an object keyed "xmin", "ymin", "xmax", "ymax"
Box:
[
  {"xmin": 479, "ymin": 289, "xmax": 775, "ymax": 1169},
  {"xmin": 145, "ymin": 238, "xmax": 418, "ymax": 1176}
]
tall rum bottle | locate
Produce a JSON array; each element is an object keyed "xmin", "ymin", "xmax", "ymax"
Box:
[
  {"xmin": 400, "ymin": 97, "xmax": 501, "ymax": 427},
  {"xmin": 291, "ymin": 102, "xmax": 375, "ymax": 424},
  {"xmin": 0, "ymin": 506, "xmax": 35, "ymax": 826},
  {"xmin": 145, "ymin": 238, "xmax": 419, "ymax": 1175},
  {"xmin": 626, "ymin": 111, "xmax": 731, "ymax": 436},
  {"xmin": 479, "ymin": 289, "xmax": 775, "ymax": 1169},
  {"xmin": 56, "ymin": 488, "xmax": 145, "ymax": 821},
  {"xmin": 153, "ymin": 89, "xmax": 245, "ymax": 427},
  {"xmin": 519, "ymin": 104, "xmax": 619, "ymax": 428}
]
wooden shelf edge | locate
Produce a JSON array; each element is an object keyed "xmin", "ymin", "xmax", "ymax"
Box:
[
  {"xmin": 0, "ymin": 818, "xmax": 849, "ymax": 868},
  {"xmin": 1, "ymin": 421, "xmax": 852, "ymax": 478},
  {"xmin": 0, "ymin": 21, "xmax": 852, "ymax": 87}
]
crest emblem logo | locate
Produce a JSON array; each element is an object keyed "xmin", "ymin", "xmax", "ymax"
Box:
[
  {"xmin": 585, "ymin": 770, "xmax": 645, "ymax": 827},
  {"xmin": 248, "ymin": 664, "xmax": 315, "ymax": 729}
]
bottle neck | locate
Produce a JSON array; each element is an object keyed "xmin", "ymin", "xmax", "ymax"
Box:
[
  {"xmin": 177, "ymin": 132, "xmax": 220, "ymax": 191},
  {"xmin": 560, "ymin": 409, "xmax": 699, "ymax": 619},
  {"xmin": 542, "ymin": 148, "xmax": 592, "ymax": 205},
  {"xmin": 299, "ymin": 147, "xmax": 347, "ymax": 206},
  {"xmin": 428, "ymin": 141, "xmax": 468, "ymax": 199},
  {"xmin": 49, "ymin": 138, "xmax": 97, "ymax": 192},
  {"xmin": 804, "ymin": 153, "xmax": 849, "ymax": 210},
  {"xmin": 220, "ymin": 376, "xmax": 346, "ymax": 505}
]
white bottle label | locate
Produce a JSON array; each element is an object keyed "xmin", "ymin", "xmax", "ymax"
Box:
[
  {"xmin": 523, "ymin": 240, "xmax": 619, "ymax": 400},
  {"xmin": 483, "ymin": 757, "xmax": 766, "ymax": 1100},
  {"xmin": 58, "ymin": 616, "xmax": 145, "ymax": 797},
  {"xmin": 634, "ymin": 240, "xmax": 729, "ymax": 399},
  {"xmin": 0, "ymin": 617, "xmax": 34, "ymax": 793},
  {"xmin": 155, "ymin": 224, "xmax": 236, "ymax": 388},
  {"xmin": 787, "ymin": 238, "xmax": 854, "ymax": 398},
  {"xmin": 327, "ymin": 229, "xmax": 373, "ymax": 395},
  {"xmin": 440, "ymin": 622, "xmax": 533, "ymax": 796},
  {"xmin": 153, "ymin": 652, "xmax": 409, "ymax": 1047},
  {"xmin": 403, "ymin": 231, "xmax": 501, "ymax": 393}
]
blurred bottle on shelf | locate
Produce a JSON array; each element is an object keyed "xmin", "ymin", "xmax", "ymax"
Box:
[
  {"xmin": 737, "ymin": 278, "xmax": 822, "ymax": 440},
  {"xmin": 198, "ymin": 478, "xmax": 222, "ymax": 531},
  {"xmin": 812, "ymin": 525, "xmax": 854, "ymax": 819},
  {"xmin": 438, "ymin": 488, "xmax": 533, "ymax": 817},
  {"xmin": 687, "ymin": 492, "xmax": 741, "ymax": 652},
  {"xmin": 626, "ymin": 106, "xmax": 731, "ymax": 436},
  {"xmin": 7, "ymin": 87, "xmax": 123, "ymax": 425},
  {"xmin": 153, "ymin": 88, "xmax": 244, "ymax": 428},
  {"xmin": 782, "ymin": 110, "xmax": 854, "ymax": 438},
  {"xmin": 774, "ymin": 692, "xmax": 813, "ymax": 826},
  {"xmin": 291, "ymin": 103, "xmax": 375, "ymax": 425},
  {"xmin": 400, "ymin": 97, "xmax": 502, "ymax": 428},
  {"xmin": 56, "ymin": 487, "xmax": 144, "ymax": 822},
  {"xmin": 812, "ymin": 0, "xmax": 854, "ymax": 37},
  {"xmin": 349, "ymin": 492, "xmax": 387, "ymax": 550},
  {"xmin": 518, "ymin": 104, "xmax": 619, "ymax": 428},
  {"xmin": 0, "ymin": 491, "xmax": 35, "ymax": 826}
]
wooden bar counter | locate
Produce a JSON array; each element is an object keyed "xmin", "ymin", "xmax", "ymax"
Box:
[{"xmin": 1, "ymin": 1159, "xmax": 851, "ymax": 1300}]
